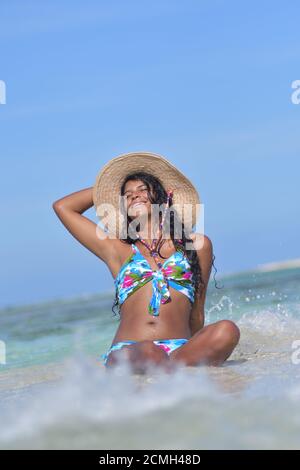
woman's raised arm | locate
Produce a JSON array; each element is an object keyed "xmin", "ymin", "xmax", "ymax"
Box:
[{"xmin": 52, "ymin": 187, "xmax": 118, "ymax": 264}]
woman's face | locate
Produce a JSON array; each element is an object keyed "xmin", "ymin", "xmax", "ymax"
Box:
[{"xmin": 123, "ymin": 179, "xmax": 153, "ymax": 218}]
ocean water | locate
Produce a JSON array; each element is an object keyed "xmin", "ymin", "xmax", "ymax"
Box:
[{"xmin": 1, "ymin": 267, "xmax": 300, "ymax": 450}]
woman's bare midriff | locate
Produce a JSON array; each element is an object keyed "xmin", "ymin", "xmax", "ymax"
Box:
[
  {"xmin": 110, "ymin": 282, "xmax": 193, "ymax": 346},
  {"xmin": 107, "ymin": 239, "xmax": 194, "ymax": 347}
]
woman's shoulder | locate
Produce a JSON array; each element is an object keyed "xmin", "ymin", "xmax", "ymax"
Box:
[{"xmin": 189, "ymin": 233, "xmax": 213, "ymax": 253}]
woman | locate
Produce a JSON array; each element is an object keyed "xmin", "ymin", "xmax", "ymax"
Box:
[{"xmin": 53, "ymin": 151, "xmax": 240, "ymax": 374}]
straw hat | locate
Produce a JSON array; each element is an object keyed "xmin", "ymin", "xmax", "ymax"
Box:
[{"xmin": 92, "ymin": 151, "xmax": 200, "ymax": 237}]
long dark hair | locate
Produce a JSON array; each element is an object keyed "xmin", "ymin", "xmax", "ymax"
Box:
[{"xmin": 111, "ymin": 171, "xmax": 221, "ymax": 317}]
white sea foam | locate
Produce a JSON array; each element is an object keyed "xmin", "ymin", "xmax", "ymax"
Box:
[
  {"xmin": 0, "ymin": 353, "xmax": 217, "ymax": 447},
  {"xmin": 1, "ymin": 351, "xmax": 300, "ymax": 449},
  {"xmin": 1, "ymin": 267, "xmax": 300, "ymax": 449}
]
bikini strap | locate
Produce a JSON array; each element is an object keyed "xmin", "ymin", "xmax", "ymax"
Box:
[{"xmin": 132, "ymin": 243, "xmax": 139, "ymax": 253}]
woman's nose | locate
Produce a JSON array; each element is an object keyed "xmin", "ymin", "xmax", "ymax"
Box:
[{"xmin": 132, "ymin": 189, "xmax": 144, "ymax": 199}]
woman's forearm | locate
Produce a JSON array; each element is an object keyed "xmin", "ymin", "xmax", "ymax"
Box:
[
  {"xmin": 53, "ymin": 187, "xmax": 94, "ymax": 214},
  {"xmin": 190, "ymin": 309, "xmax": 205, "ymax": 336}
]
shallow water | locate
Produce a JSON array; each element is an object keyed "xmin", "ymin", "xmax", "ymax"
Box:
[{"xmin": 1, "ymin": 267, "xmax": 300, "ymax": 449}]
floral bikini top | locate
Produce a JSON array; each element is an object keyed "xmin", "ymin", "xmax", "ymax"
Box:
[{"xmin": 114, "ymin": 243, "xmax": 195, "ymax": 316}]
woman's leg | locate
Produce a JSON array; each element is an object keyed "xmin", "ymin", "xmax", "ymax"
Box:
[
  {"xmin": 105, "ymin": 340, "xmax": 174, "ymax": 374},
  {"xmin": 104, "ymin": 320, "xmax": 240, "ymax": 372},
  {"xmin": 169, "ymin": 320, "xmax": 240, "ymax": 366},
  {"xmin": 102, "ymin": 341, "xmax": 136, "ymax": 366}
]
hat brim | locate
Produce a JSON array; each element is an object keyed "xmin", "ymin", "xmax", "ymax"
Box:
[{"xmin": 93, "ymin": 151, "xmax": 200, "ymax": 237}]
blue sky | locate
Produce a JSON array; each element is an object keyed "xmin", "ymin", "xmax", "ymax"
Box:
[{"xmin": 1, "ymin": 0, "xmax": 299, "ymax": 308}]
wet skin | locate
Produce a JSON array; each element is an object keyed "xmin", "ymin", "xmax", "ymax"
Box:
[
  {"xmin": 52, "ymin": 182, "xmax": 240, "ymax": 374},
  {"xmin": 104, "ymin": 179, "xmax": 240, "ymax": 373}
]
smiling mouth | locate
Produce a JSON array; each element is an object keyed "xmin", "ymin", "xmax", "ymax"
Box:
[{"xmin": 131, "ymin": 201, "xmax": 147, "ymax": 208}]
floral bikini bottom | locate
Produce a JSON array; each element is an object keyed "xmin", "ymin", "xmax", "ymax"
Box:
[{"xmin": 101, "ymin": 338, "xmax": 188, "ymax": 366}]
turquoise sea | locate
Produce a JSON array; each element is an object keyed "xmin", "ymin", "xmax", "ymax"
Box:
[{"xmin": 1, "ymin": 266, "xmax": 300, "ymax": 449}]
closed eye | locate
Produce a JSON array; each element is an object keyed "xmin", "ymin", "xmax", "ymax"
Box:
[{"xmin": 125, "ymin": 187, "xmax": 148, "ymax": 198}]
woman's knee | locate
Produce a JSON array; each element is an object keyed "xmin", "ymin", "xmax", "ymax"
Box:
[{"xmin": 213, "ymin": 320, "xmax": 240, "ymax": 346}]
